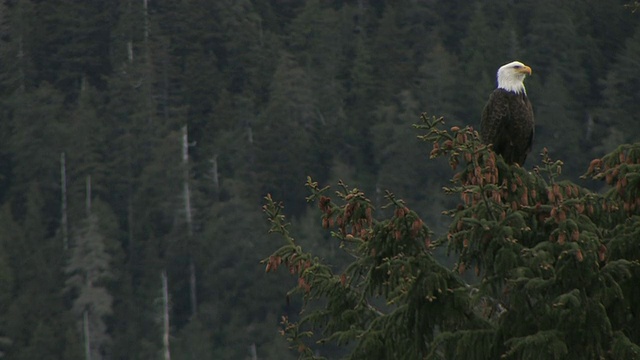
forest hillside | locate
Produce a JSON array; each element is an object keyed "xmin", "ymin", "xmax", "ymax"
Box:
[{"xmin": 0, "ymin": 1, "xmax": 638, "ymax": 359}]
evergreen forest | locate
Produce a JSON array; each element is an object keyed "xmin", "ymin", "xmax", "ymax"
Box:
[{"xmin": 0, "ymin": 0, "xmax": 639, "ymax": 359}]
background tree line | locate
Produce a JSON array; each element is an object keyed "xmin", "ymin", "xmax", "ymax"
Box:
[{"xmin": 0, "ymin": 0, "xmax": 638, "ymax": 358}]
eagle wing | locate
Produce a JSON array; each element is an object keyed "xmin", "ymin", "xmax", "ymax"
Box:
[
  {"xmin": 480, "ymin": 89, "xmax": 534, "ymax": 165},
  {"xmin": 481, "ymin": 89, "xmax": 511, "ymax": 154}
]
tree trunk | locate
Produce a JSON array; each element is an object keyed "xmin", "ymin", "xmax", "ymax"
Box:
[
  {"xmin": 17, "ymin": 35, "xmax": 25, "ymax": 91},
  {"xmin": 189, "ymin": 258, "xmax": 197, "ymax": 318},
  {"xmin": 182, "ymin": 127, "xmax": 193, "ymax": 237},
  {"xmin": 86, "ymin": 175, "xmax": 92, "ymax": 216},
  {"xmin": 61, "ymin": 152, "xmax": 69, "ymax": 251},
  {"xmin": 182, "ymin": 125, "xmax": 197, "ymax": 317},
  {"xmin": 143, "ymin": 0, "xmax": 149, "ymax": 47},
  {"xmin": 162, "ymin": 270, "xmax": 171, "ymax": 360},
  {"xmin": 247, "ymin": 125, "xmax": 253, "ymax": 144},
  {"xmin": 210, "ymin": 155, "xmax": 220, "ymax": 199},
  {"xmin": 142, "ymin": 0, "xmax": 153, "ymax": 124},
  {"xmin": 83, "ymin": 309, "xmax": 91, "ymax": 360}
]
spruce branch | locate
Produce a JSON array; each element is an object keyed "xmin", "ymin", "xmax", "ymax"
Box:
[{"xmin": 264, "ymin": 116, "xmax": 640, "ymax": 359}]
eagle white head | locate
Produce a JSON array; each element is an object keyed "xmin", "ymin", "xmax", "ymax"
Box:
[{"xmin": 497, "ymin": 61, "xmax": 532, "ymax": 95}]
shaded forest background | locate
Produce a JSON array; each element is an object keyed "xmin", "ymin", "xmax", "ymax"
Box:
[{"xmin": 0, "ymin": 0, "xmax": 638, "ymax": 359}]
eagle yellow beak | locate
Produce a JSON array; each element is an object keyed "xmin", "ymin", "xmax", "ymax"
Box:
[{"xmin": 519, "ymin": 65, "xmax": 532, "ymax": 76}]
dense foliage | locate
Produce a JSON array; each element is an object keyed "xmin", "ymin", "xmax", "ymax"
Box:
[
  {"xmin": 264, "ymin": 115, "xmax": 640, "ymax": 359},
  {"xmin": 0, "ymin": 0, "xmax": 638, "ymax": 358}
]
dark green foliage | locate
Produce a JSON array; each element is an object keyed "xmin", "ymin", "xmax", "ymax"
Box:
[
  {"xmin": 0, "ymin": 1, "xmax": 638, "ymax": 358},
  {"xmin": 599, "ymin": 25, "xmax": 640, "ymax": 152},
  {"xmin": 65, "ymin": 200, "xmax": 119, "ymax": 359},
  {"xmin": 254, "ymin": 51, "xmax": 329, "ymax": 214},
  {"xmin": 263, "ymin": 179, "xmax": 477, "ymax": 359},
  {"xmin": 263, "ymin": 115, "xmax": 640, "ymax": 359}
]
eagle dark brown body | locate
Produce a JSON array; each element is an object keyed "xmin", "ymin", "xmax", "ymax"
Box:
[{"xmin": 480, "ymin": 63, "xmax": 535, "ymax": 166}]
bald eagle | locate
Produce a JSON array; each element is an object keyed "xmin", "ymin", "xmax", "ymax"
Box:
[{"xmin": 480, "ymin": 61, "xmax": 534, "ymax": 166}]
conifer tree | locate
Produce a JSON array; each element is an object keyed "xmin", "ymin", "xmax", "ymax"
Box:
[
  {"xmin": 599, "ymin": 24, "xmax": 640, "ymax": 151},
  {"xmin": 457, "ymin": 3, "xmax": 498, "ymax": 121},
  {"xmin": 253, "ymin": 52, "xmax": 323, "ymax": 214},
  {"xmin": 289, "ymin": 0, "xmax": 348, "ymax": 124},
  {"xmin": 3, "ymin": 183, "xmax": 68, "ymax": 359},
  {"xmin": 369, "ymin": 5, "xmax": 411, "ymax": 102},
  {"xmin": 343, "ymin": 34, "xmax": 377, "ymax": 175},
  {"xmin": 416, "ymin": 41, "xmax": 459, "ymax": 121},
  {"xmin": 263, "ymin": 114, "xmax": 640, "ymax": 359},
  {"xmin": 534, "ymin": 71, "xmax": 583, "ymax": 174},
  {"xmin": 65, "ymin": 201, "xmax": 115, "ymax": 360}
]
